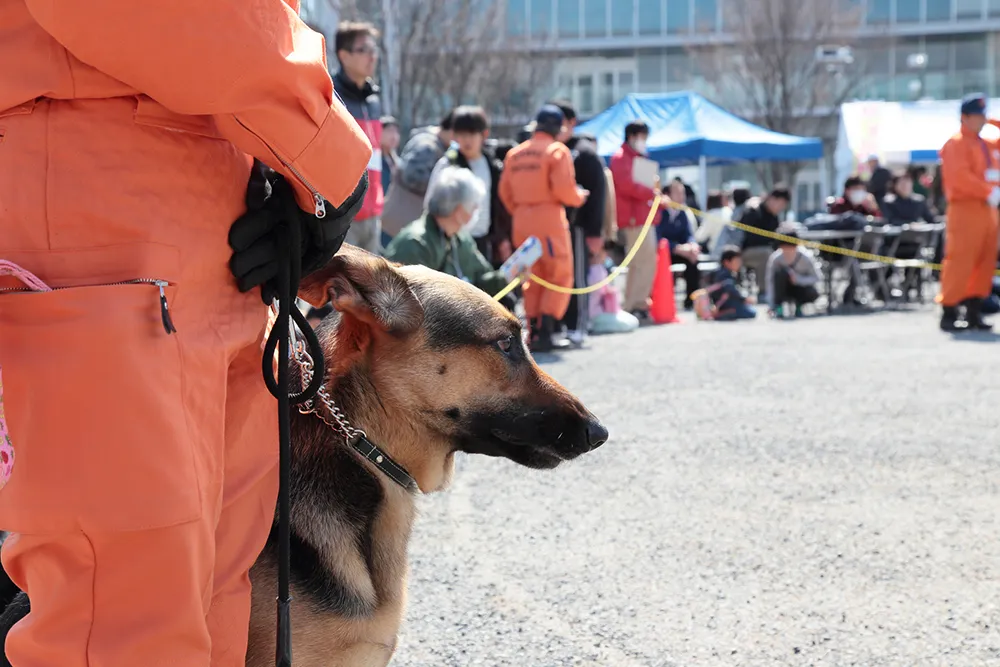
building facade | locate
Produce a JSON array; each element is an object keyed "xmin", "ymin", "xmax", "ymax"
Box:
[
  {"xmin": 506, "ymin": 0, "xmax": 1000, "ymax": 118},
  {"xmin": 503, "ymin": 0, "xmax": 1000, "ymax": 210}
]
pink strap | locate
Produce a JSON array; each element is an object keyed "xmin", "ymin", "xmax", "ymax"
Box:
[{"xmin": 0, "ymin": 260, "xmax": 51, "ymax": 292}]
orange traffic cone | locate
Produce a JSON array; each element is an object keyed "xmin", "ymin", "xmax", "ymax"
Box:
[{"xmin": 650, "ymin": 238, "xmax": 680, "ymax": 324}]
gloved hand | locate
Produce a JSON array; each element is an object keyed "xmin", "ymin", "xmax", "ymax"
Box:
[
  {"xmin": 988, "ymin": 186, "xmax": 1000, "ymax": 208},
  {"xmin": 229, "ymin": 160, "xmax": 368, "ymax": 303}
]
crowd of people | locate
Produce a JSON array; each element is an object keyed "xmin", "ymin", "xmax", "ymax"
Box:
[{"xmin": 325, "ymin": 21, "xmax": 1000, "ymax": 347}]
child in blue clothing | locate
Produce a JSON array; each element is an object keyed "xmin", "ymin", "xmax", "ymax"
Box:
[{"xmin": 707, "ymin": 246, "xmax": 757, "ymax": 321}]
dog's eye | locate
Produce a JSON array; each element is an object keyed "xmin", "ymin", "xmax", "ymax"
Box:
[{"xmin": 496, "ymin": 335, "xmax": 514, "ymax": 355}]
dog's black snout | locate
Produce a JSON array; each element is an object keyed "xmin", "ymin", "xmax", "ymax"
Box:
[{"xmin": 585, "ymin": 419, "xmax": 609, "ymax": 449}]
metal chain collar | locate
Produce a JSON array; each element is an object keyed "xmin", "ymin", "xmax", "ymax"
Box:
[{"xmin": 292, "ymin": 337, "xmax": 365, "ymax": 443}]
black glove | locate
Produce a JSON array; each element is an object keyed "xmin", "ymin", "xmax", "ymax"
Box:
[{"xmin": 228, "ymin": 160, "xmax": 368, "ymax": 303}]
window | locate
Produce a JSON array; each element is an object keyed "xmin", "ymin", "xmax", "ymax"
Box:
[
  {"xmin": 925, "ymin": 0, "xmax": 952, "ymax": 20},
  {"xmin": 924, "ymin": 37, "xmax": 951, "ymax": 71},
  {"xmin": 956, "ymin": 0, "xmax": 983, "ymax": 18},
  {"xmin": 507, "ymin": 0, "xmax": 527, "ymax": 35},
  {"xmin": 638, "ymin": 0, "xmax": 662, "ymax": 34},
  {"xmin": 991, "ymin": 0, "xmax": 1000, "ymax": 16},
  {"xmin": 665, "ymin": 50, "xmax": 690, "ymax": 83},
  {"xmin": 867, "ymin": 0, "xmax": 890, "ymax": 23},
  {"xmin": 637, "ymin": 52, "xmax": 663, "ymax": 90},
  {"xmin": 693, "ymin": 0, "xmax": 716, "ymax": 32},
  {"xmin": 894, "ymin": 38, "xmax": 925, "ymax": 72},
  {"xmin": 857, "ymin": 43, "xmax": 891, "ymax": 74},
  {"xmin": 578, "ymin": 74, "xmax": 594, "ymax": 114},
  {"xmin": 600, "ymin": 72, "xmax": 616, "ymax": 109},
  {"xmin": 954, "ymin": 34, "xmax": 987, "ymax": 69},
  {"xmin": 619, "ymin": 71, "xmax": 635, "ymax": 96},
  {"xmin": 584, "ymin": 0, "xmax": 606, "ymax": 36},
  {"xmin": 895, "ymin": 0, "xmax": 920, "ymax": 21},
  {"xmin": 530, "ymin": 0, "xmax": 554, "ymax": 38},
  {"xmin": 611, "ymin": 0, "xmax": 634, "ymax": 35},
  {"xmin": 665, "ymin": 0, "xmax": 689, "ymax": 33},
  {"xmin": 557, "ymin": 0, "xmax": 580, "ymax": 37}
]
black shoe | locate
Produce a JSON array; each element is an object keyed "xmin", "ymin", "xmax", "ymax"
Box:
[
  {"xmin": 630, "ymin": 309, "xmax": 651, "ymax": 325},
  {"xmin": 940, "ymin": 305, "xmax": 966, "ymax": 332},
  {"xmin": 544, "ymin": 315, "xmax": 572, "ymax": 350},
  {"xmin": 528, "ymin": 317, "xmax": 552, "ymax": 353},
  {"xmin": 963, "ymin": 298, "xmax": 993, "ymax": 331}
]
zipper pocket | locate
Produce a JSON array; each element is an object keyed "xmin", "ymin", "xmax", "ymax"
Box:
[
  {"xmin": 233, "ymin": 117, "xmax": 327, "ymax": 219},
  {"xmin": 0, "ymin": 278, "xmax": 177, "ymax": 334}
]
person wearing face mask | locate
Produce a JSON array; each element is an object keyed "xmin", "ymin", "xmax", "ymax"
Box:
[
  {"xmin": 386, "ymin": 166, "xmax": 509, "ymax": 300},
  {"xmin": 829, "ymin": 176, "xmax": 882, "ymax": 217},
  {"xmin": 936, "ymin": 93, "xmax": 1000, "ymax": 332},
  {"xmin": 609, "ymin": 120, "xmax": 671, "ymax": 323},
  {"xmin": 828, "ymin": 175, "xmax": 882, "ymax": 306}
]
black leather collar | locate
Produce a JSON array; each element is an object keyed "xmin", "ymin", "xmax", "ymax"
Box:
[{"xmin": 348, "ymin": 433, "xmax": 419, "ymax": 493}]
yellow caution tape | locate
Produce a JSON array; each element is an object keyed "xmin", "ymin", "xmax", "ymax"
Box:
[{"xmin": 493, "ymin": 194, "xmax": 998, "ymax": 301}]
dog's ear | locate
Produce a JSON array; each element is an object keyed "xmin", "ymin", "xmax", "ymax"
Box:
[{"xmin": 298, "ymin": 244, "xmax": 423, "ymax": 335}]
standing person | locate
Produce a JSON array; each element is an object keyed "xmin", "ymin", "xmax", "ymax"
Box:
[
  {"xmin": 0, "ymin": 5, "xmax": 371, "ymax": 667},
  {"xmin": 379, "ymin": 115, "xmax": 401, "ymax": 249},
  {"xmin": 609, "ymin": 120, "xmax": 665, "ymax": 323},
  {"xmin": 334, "ymin": 21, "xmax": 385, "ymax": 253},
  {"xmin": 381, "ymin": 111, "xmax": 455, "ymax": 239},
  {"xmin": 549, "ymin": 100, "xmax": 608, "ymax": 346},
  {"xmin": 380, "ymin": 115, "xmax": 401, "ymax": 199},
  {"xmin": 740, "ymin": 187, "xmax": 792, "ymax": 302},
  {"xmin": 499, "ymin": 105, "xmax": 588, "ymax": 353},
  {"xmin": 866, "ymin": 154, "xmax": 893, "ymax": 208},
  {"xmin": 423, "ymin": 106, "xmax": 512, "ymax": 266},
  {"xmin": 937, "ymin": 93, "xmax": 1000, "ymax": 332},
  {"xmin": 658, "ymin": 178, "xmax": 702, "ymax": 309}
]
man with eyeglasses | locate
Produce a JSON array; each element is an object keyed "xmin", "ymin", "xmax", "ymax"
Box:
[{"xmin": 334, "ymin": 21, "xmax": 386, "ymax": 253}]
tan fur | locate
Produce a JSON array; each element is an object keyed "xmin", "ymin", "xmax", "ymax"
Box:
[{"xmin": 246, "ymin": 245, "xmax": 601, "ymax": 667}]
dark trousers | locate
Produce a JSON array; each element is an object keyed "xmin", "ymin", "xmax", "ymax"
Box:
[
  {"xmin": 772, "ymin": 269, "xmax": 819, "ymax": 306},
  {"xmin": 560, "ymin": 225, "xmax": 590, "ymax": 332},
  {"xmin": 672, "ymin": 251, "xmax": 701, "ymax": 305}
]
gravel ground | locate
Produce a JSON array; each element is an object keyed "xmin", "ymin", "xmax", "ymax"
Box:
[{"xmin": 393, "ymin": 306, "xmax": 1000, "ymax": 667}]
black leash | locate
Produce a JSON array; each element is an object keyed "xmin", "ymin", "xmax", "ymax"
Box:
[{"xmin": 260, "ymin": 216, "xmax": 326, "ymax": 667}]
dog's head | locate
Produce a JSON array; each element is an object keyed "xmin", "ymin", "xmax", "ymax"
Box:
[{"xmin": 298, "ymin": 245, "xmax": 608, "ymax": 492}]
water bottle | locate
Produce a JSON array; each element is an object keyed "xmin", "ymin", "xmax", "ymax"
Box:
[{"xmin": 499, "ymin": 236, "xmax": 543, "ymax": 283}]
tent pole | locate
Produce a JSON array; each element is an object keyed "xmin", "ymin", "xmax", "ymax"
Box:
[
  {"xmin": 698, "ymin": 156, "xmax": 708, "ymax": 210},
  {"xmin": 818, "ymin": 154, "xmax": 829, "ymax": 207}
]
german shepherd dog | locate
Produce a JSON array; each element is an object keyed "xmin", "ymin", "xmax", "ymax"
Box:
[{"xmin": 0, "ymin": 245, "xmax": 608, "ymax": 667}]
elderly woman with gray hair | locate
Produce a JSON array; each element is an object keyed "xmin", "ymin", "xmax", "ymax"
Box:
[{"xmin": 384, "ymin": 165, "xmax": 511, "ymax": 301}]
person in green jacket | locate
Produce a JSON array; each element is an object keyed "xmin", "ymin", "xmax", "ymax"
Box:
[{"xmin": 385, "ymin": 165, "xmax": 511, "ymax": 300}]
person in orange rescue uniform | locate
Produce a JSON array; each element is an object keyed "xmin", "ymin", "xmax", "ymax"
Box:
[
  {"xmin": 499, "ymin": 105, "xmax": 588, "ymax": 352},
  {"xmin": 0, "ymin": 1, "xmax": 372, "ymax": 666},
  {"xmin": 938, "ymin": 93, "xmax": 1000, "ymax": 332}
]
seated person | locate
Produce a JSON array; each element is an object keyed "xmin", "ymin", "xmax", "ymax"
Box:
[
  {"xmin": 828, "ymin": 175, "xmax": 881, "ymax": 217},
  {"xmin": 827, "ymin": 175, "xmax": 881, "ymax": 306},
  {"xmin": 385, "ymin": 166, "xmax": 510, "ymax": 303},
  {"xmin": 739, "ymin": 187, "xmax": 790, "ymax": 300},
  {"xmin": 707, "ymin": 246, "xmax": 757, "ymax": 321},
  {"xmin": 657, "ymin": 178, "xmax": 701, "ymax": 309},
  {"xmin": 765, "ymin": 230, "xmax": 821, "ymax": 317},
  {"xmin": 881, "ymin": 171, "xmax": 938, "ymax": 297},
  {"xmin": 881, "ymin": 171, "xmax": 936, "ymax": 224}
]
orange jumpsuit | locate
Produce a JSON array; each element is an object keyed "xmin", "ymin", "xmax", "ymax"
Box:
[
  {"xmin": 938, "ymin": 121, "xmax": 1000, "ymax": 307},
  {"xmin": 0, "ymin": 1, "xmax": 371, "ymax": 665},
  {"xmin": 498, "ymin": 133, "xmax": 586, "ymax": 321}
]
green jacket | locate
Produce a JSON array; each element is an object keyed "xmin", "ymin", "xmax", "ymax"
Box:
[{"xmin": 384, "ymin": 214, "xmax": 509, "ymax": 296}]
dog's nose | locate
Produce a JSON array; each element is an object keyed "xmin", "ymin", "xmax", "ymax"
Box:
[{"xmin": 585, "ymin": 419, "xmax": 609, "ymax": 449}]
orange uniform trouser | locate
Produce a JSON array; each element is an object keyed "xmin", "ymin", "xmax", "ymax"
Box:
[
  {"xmin": 940, "ymin": 201, "xmax": 999, "ymax": 307},
  {"xmin": 512, "ymin": 209, "xmax": 574, "ymax": 321},
  {"xmin": 0, "ymin": 98, "xmax": 278, "ymax": 666}
]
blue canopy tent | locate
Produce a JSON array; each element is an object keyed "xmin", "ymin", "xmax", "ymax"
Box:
[{"xmin": 575, "ymin": 92, "xmax": 825, "ymax": 206}]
